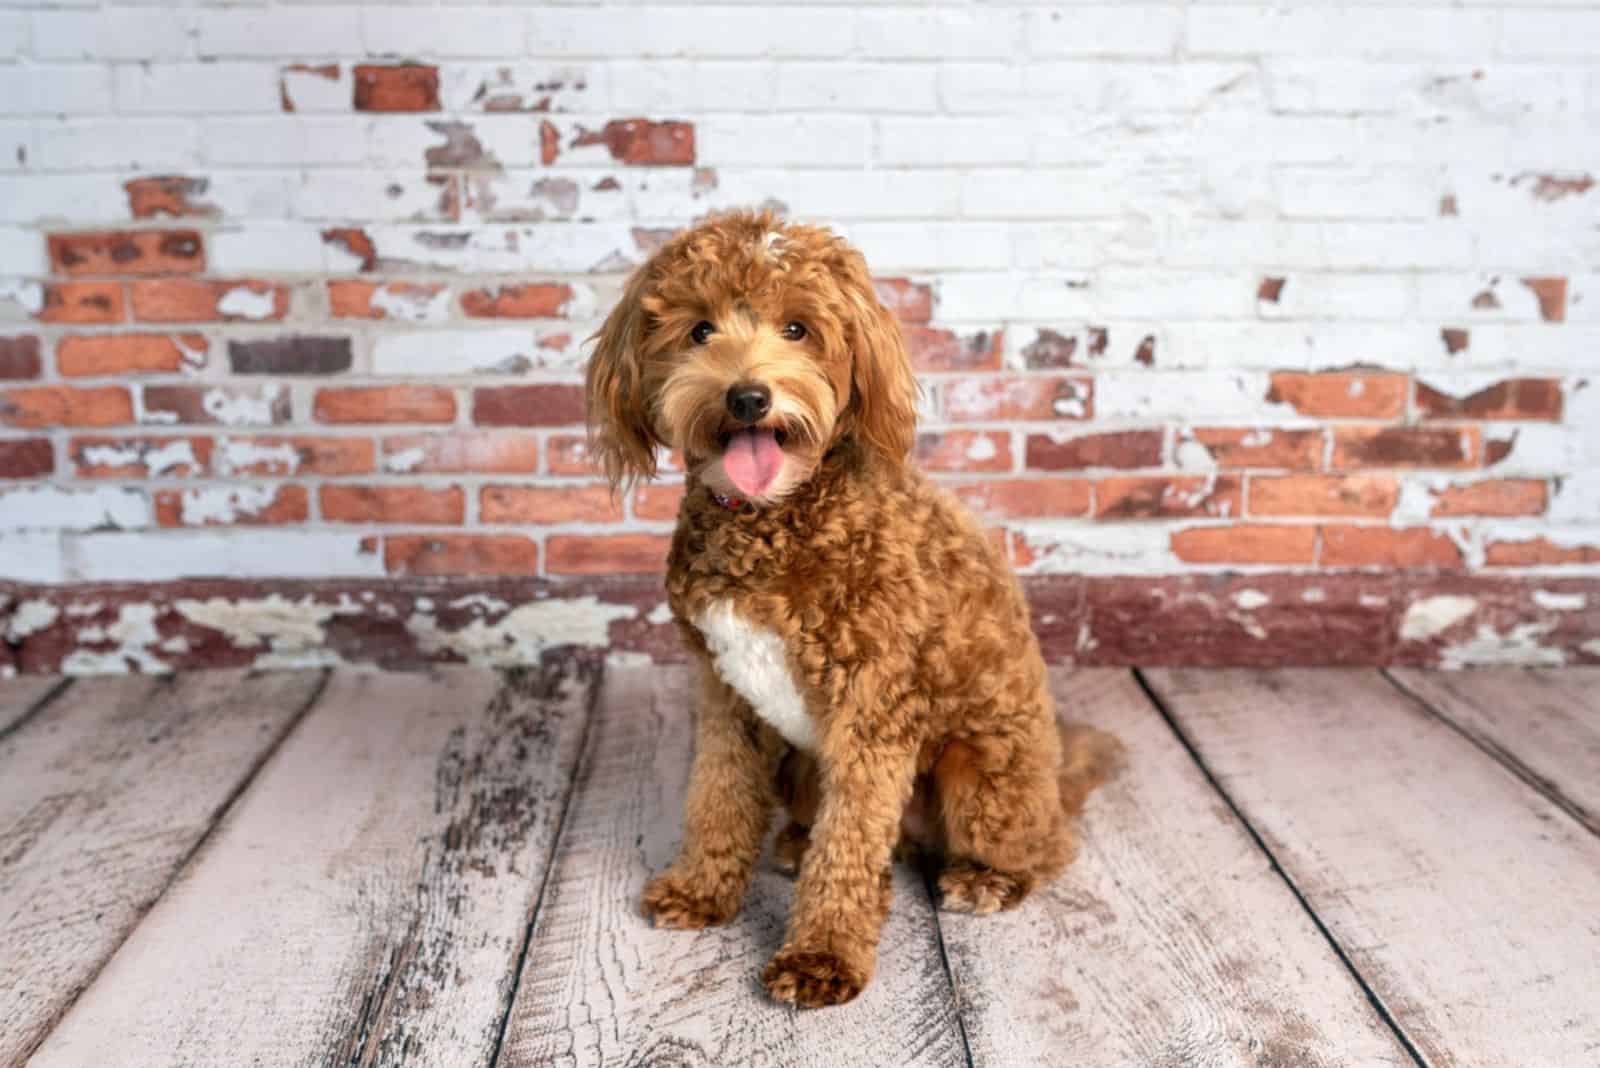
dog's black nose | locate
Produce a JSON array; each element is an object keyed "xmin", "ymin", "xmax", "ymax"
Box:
[{"xmin": 725, "ymin": 383, "xmax": 772, "ymax": 424}]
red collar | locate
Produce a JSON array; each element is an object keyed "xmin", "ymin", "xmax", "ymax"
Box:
[{"xmin": 711, "ymin": 491, "xmax": 747, "ymax": 511}]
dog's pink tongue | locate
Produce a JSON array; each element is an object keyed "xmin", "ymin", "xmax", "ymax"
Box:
[{"xmin": 723, "ymin": 427, "xmax": 784, "ymax": 497}]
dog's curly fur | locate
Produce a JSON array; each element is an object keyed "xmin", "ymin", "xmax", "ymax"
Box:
[{"xmin": 586, "ymin": 209, "xmax": 1121, "ymax": 1008}]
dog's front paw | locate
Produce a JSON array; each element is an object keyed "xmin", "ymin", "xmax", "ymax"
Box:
[
  {"xmin": 761, "ymin": 946, "xmax": 869, "ymax": 1008},
  {"xmin": 641, "ymin": 872, "xmax": 740, "ymax": 929}
]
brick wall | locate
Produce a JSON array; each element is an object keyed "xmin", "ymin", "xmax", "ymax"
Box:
[{"xmin": 2, "ymin": 2, "xmax": 1598, "ymax": 593}]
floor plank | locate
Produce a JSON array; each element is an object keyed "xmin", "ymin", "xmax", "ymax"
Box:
[
  {"xmin": 0, "ymin": 670, "xmax": 323, "ymax": 1067},
  {"xmin": 937, "ymin": 670, "xmax": 1411, "ymax": 1068},
  {"xmin": 1388, "ymin": 667, "xmax": 1600, "ymax": 836},
  {"xmin": 27, "ymin": 659, "xmax": 595, "ymax": 1068},
  {"xmin": 1145, "ymin": 667, "xmax": 1600, "ymax": 1068},
  {"xmin": 496, "ymin": 660, "xmax": 969, "ymax": 1068},
  {"xmin": 0, "ymin": 676, "xmax": 67, "ymax": 737}
]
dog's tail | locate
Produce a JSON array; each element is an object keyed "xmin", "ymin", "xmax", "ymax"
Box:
[{"xmin": 1056, "ymin": 722, "xmax": 1125, "ymax": 820}]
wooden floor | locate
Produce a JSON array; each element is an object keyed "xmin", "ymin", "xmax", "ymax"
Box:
[{"xmin": 2, "ymin": 661, "xmax": 1597, "ymax": 1068}]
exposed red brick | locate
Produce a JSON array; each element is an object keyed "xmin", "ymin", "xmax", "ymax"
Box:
[
  {"xmin": 382, "ymin": 432, "xmax": 538, "ymax": 474},
  {"xmin": 943, "ymin": 375, "xmax": 1092, "ymax": 421},
  {"xmin": 229, "ymin": 336, "xmax": 352, "ymax": 375},
  {"xmin": 1257, "ymin": 276, "xmax": 1285, "ymax": 303},
  {"xmin": 129, "ymin": 279, "xmax": 289, "ymax": 322},
  {"xmin": 155, "ymin": 485, "xmax": 309, "ymax": 527},
  {"xmin": 1512, "ymin": 172, "xmax": 1594, "ymax": 202},
  {"xmin": 1190, "ymin": 428, "xmax": 1323, "ymax": 471},
  {"xmin": 481, "ymin": 484, "xmax": 622, "ymax": 524},
  {"xmin": 1170, "ymin": 524, "xmax": 1316, "ymax": 565},
  {"xmin": 1134, "ymin": 335, "xmax": 1156, "ymax": 366},
  {"xmin": 1019, "ymin": 328, "xmax": 1079, "ymax": 369},
  {"xmin": 1095, "ymin": 476, "xmax": 1241, "ymax": 520},
  {"xmin": 315, "ymin": 386, "xmax": 456, "ymax": 425},
  {"xmin": 279, "ymin": 62, "xmax": 339, "ymax": 112},
  {"xmin": 547, "ymin": 533, "xmax": 670, "ymax": 574},
  {"xmin": 326, "ymin": 280, "xmax": 445, "ymax": 319},
  {"xmin": 124, "ymin": 176, "xmax": 216, "ymax": 219},
  {"xmin": 70, "ymin": 435, "xmax": 213, "ymax": 478},
  {"xmin": 385, "ymin": 534, "xmax": 539, "ymax": 576},
  {"xmin": 472, "ymin": 384, "xmax": 585, "ymax": 427},
  {"xmin": 1519, "ymin": 277, "xmax": 1567, "ymax": 322},
  {"xmin": 1267, "ymin": 372, "xmax": 1407, "ymax": 419},
  {"xmin": 216, "ymin": 436, "xmax": 374, "ymax": 476},
  {"xmin": 634, "ymin": 482, "xmax": 685, "ymax": 521},
  {"xmin": 948, "ymin": 478, "xmax": 1092, "ymax": 519},
  {"xmin": 914, "ymin": 430, "xmax": 1012, "ymax": 472},
  {"xmin": 0, "ymin": 386, "xmax": 133, "ymax": 428},
  {"xmin": 905, "ymin": 326, "xmax": 1003, "ymax": 372},
  {"xmin": 1484, "ymin": 432, "xmax": 1518, "ymax": 467},
  {"xmin": 322, "ymin": 228, "xmax": 377, "ymax": 271},
  {"xmin": 1429, "ymin": 479, "xmax": 1547, "ymax": 518},
  {"xmin": 353, "ymin": 64, "xmax": 440, "ymax": 112},
  {"xmin": 1025, "ymin": 429, "xmax": 1162, "ymax": 470},
  {"xmin": 546, "ymin": 434, "xmax": 598, "ymax": 475},
  {"xmin": 143, "ymin": 385, "xmax": 291, "ymax": 426},
  {"xmin": 540, "ymin": 120, "xmax": 560, "ymax": 165},
  {"xmin": 1331, "ymin": 427, "xmax": 1479, "ymax": 469},
  {"xmin": 48, "ymin": 230, "xmax": 204, "ymax": 276},
  {"xmin": 1249, "ymin": 474, "xmax": 1398, "ymax": 518},
  {"xmin": 461, "ymin": 283, "xmax": 575, "ymax": 318},
  {"xmin": 1414, "ymin": 378, "xmax": 1563, "ymax": 421},
  {"xmin": 320, "ymin": 484, "xmax": 464, "ymax": 524},
  {"xmin": 1439, "ymin": 194, "xmax": 1459, "ymax": 216},
  {"xmin": 0, "ymin": 337, "xmax": 42, "ymax": 380},
  {"xmin": 873, "ymin": 278, "xmax": 933, "ymax": 324},
  {"xmin": 36, "ymin": 282, "xmax": 125, "ymax": 324},
  {"xmin": 1484, "ymin": 537, "xmax": 1600, "ymax": 567},
  {"xmin": 1440, "ymin": 327, "xmax": 1470, "ymax": 355},
  {"xmin": 574, "ymin": 119, "xmax": 695, "ymax": 165},
  {"xmin": 57, "ymin": 333, "xmax": 206, "ymax": 377},
  {"xmin": 1472, "ymin": 288, "xmax": 1500, "ymax": 310},
  {"xmin": 1321, "ymin": 526, "xmax": 1463, "ymax": 569},
  {"xmin": 0, "ymin": 438, "xmax": 53, "ymax": 479}
]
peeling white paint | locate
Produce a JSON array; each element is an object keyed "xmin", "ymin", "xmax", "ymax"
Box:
[
  {"xmin": 1581, "ymin": 639, "xmax": 1600, "ymax": 659},
  {"xmin": 448, "ymin": 593, "xmax": 511, "ymax": 615},
  {"xmin": 217, "ymin": 286, "xmax": 277, "ymax": 320},
  {"xmin": 0, "ymin": 278, "xmax": 44, "ymax": 315},
  {"xmin": 1227, "ymin": 612, "xmax": 1267, "ymax": 639},
  {"xmin": 964, "ymin": 434, "xmax": 998, "ymax": 462},
  {"xmin": 1359, "ymin": 594, "xmax": 1389, "ymax": 608},
  {"xmin": 1398, "ymin": 595, "xmax": 1477, "ymax": 642},
  {"xmin": 174, "ymin": 594, "xmax": 352, "ymax": 651},
  {"xmin": 176, "ymin": 485, "xmax": 282, "ymax": 526},
  {"xmin": 174, "ymin": 335, "xmax": 208, "ymax": 370},
  {"xmin": 1301, "ymin": 587, "xmax": 1326, "ymax": 603},
  {"xmin": 1441, "ymin": 622, "xmax": 1565, "ymax": 669},
  {"xmin": 645, "ymin": 601, "xmax": 674, "ymax": 625},
  {"xmin": 1173, "ymin": 430, "xmax": 1215, "ymax": 471},
  {"xmin": 406, "ymin": 596, "xmax": 635, "ymax": 664},
  {"xmin": 62, "ymin": 603, "xmax": 170, "ymax": 675},
  {"xmin": 1233, "ymin": 589, "xmax": 1270, "ymax": 610},
  {"xmin": 1532, "ymin": 590, "xmax": 1586, "ymax": 611},
  {"xmin": 80, "ymin": 439, "xmax": 200, "ymax": 478},
  {"xmin": 370, "ymin": 284, "xmax": 452, "ymax": 323},
  {"xmin": 202, "ymin": 386, "xmax": 285, "ymax": 426},
  {"xmin": 216, "ymin": 438, "xmax": 300, "ymax": 477},
  {"xmin": 6, "ymin": 599, "xmax": 60, "ymax": 640},
  {"xmin": 384, "ymin": 447, "xmax": 426, "ymax": 474},
  {"xmin": 1391, "ymin": 480, "xmax": 1438, "ymax": 526}
]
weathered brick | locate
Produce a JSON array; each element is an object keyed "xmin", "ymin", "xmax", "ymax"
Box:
[
  {"xmin": 0, "ymin": 386, "xmax": 134, "ymax": 428},
  {"xmin": 1331, "ymin": 427, "xmax": 1479, "ymax": 470},
  {"xmin": 0, "ymin": 438, "xmax": 54, "ymax": 479},
  {"xmin": 914, "ymin": 430, "xmax": 1012, "ymax": 472},
  {"xmin": 36, "ymin": 282, "xmax": 125, "ymax": 324},
  {"xmin": 1018, "ymin": 328, "xmax": 1086, "ymax": 370},
  {"xmin": 461, "ymin": 283, "xmax": 575, "ymax": 318},
  {"xmin": 943, "ymin": 375, "xmax": 1092, "ymax": 421},
  {"xmin": 385, "ymin": 533, "xmax": 539, "ymax": 576},
  {"xmin": 70, "ymin": 435, "xmax": 212, "ymax": 478},
  {"xmin": 947, "ymin": 478, "xmax": 1091, "ymax": 519},
  {"xmin": 873, "ymin": 278, "xmax": 933, "ymax": 324},
  {"xmin": 353, "ymin": 64, "xmax": 440, "ymax": 112},
  {"xmin": 229, "ymin": 336, "xmax": 352, "ymax": 375},
  {"xmin": 327, "ymin": 280, "xmax": 447, "ymax": 320},
  {"xmin": 155, "ymin": 484, "xmax": 309, "ymax": 527},
  {"xmin": 547, "ymin": 533, "xmax": 670, "ymax": 574},
  {"xmin": 322, "ymin": 229, "xmax": 377, "ymax": 272},
  {"xmin": 574, "ymin": 119, "xmax": 694, "ymax": 165},
  {"xmin": 57, "ymin": 333, "xmax": 207, "ymax": 377},
  {"xmin": 124, "ymin": 175, "xmax": 217, "ymax": 219},
  {"xmin": 1096, "ymin": 476, "xmax": 1242, "ymax": 520},
  {"xmin": 480, "ymin": 484, "xmax": 622, "ymax": 524},
  {"xmin": 1026, "ymin": 429, "xmax": 1162, "ymax": 470},
  {"xmin": 1484, "ymin": 537, "xmax": 1600, "ymax": 567},
  {"xmin": 214, "ymin": 435, "xmax": 375, "ymax": 476},
  {"xmin": 142, "ymin": 384, "xmax": 291, "ymax": 426},
  {"xmin": 315, "ymin": 386, "xmax": 456, "ymax": 424},
  {"xmin": 633, "ymin": 482, "xmax": 685, "ymax": 521},
  {"xmin": 320, "ymin": 484, "xmax": 464, "ymax": 524},
  {"xmin": 1429, "ymin": 479, "xmax": 1547, "ymax": 518},
  {"xmin": 1187, "ymin": 428, "xmax": 1324, "ymax": 471},
  {"xmin": 1249, "ymin": 475, "xmax": 1398, "ymax": 518},
  {"xmin": 129, "ymin": 279, "xmax": 290, "ymax": 323},
  {"xmin": 1320, "ymin": 526, "xmax": 1463, "ymax": 569},
  {"xmin": 1266, "ymin": 372, "xmax": 1408, "ymax": 419},
  {"xmin": 905, "ymin": 326, "xmax": 1002, "ymax": 372},
  {"xmin": 382, "ymin": 432, "xmax": 538, "ymax": 474},
  {"xmin": 0, "ymin": 337, "xmax": 43, "ymax": 380},
  {"xmin": 472, "ymin": 384, "xmax": 585, "ymax": 427},
  {"xmin": 1414, "ymin": 378, "xmax": 1564, "ymax": 422},
  {"xmin": 48, "ymin": 230, "xmax": 205, "ymax": 276},
  {"xmin": 1520, "ymin": 277, "xmax": 1567, "ymax": 323},
  {"xmin": 546, "ymin": 434, "xmax": 599, "ymax": 475},
  {"xmin": 1170, "ymin": 524, "xmax": 1317, "ymax": 565}
]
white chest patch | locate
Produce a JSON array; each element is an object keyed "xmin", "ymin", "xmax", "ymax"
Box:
[{"xmin": 693, "ymin": 600, "xmax": 816, "ymax": 750}]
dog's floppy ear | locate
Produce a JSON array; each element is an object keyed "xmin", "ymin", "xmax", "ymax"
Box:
[
  {"xmin": 841, "ymin": 263, "xmax": 919, "ymax": 467},
  {"xmin": 586, "ymin": 265, "xmax": 660, "ymax": 490}
]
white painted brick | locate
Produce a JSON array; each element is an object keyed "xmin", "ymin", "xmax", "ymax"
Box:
[
  {"xmin": 1277, "ymin": 168, "xmax": 1439, "ymax": 220},
  {"xmin": 1446, "ymin": 326, "xmax": 1600, "ymax": 373},
  {"xmin": 698, "ymin": 117, "xmax": 870, "ymax": 167},
  {"xmin": 776, "ymin": 63, "xmax": 937, "ymax": 113},
  {"xmin": 116, "ymin": 63, "xmax": 280, "ymax": 115},
  {"xmin": 1416, "ymin": 274, "xmax": 1549, "ymax": 324},
  {"xmin": 279, "ymin": 65, "xmax": 351, "ymax": 114},
  {"xmin": 194, "ymin": 8, "xmax": 362, "ymax": 58},
  {"xmin": 0, "ymin": 65, "xmax": 112, "ymax": 116},
  {"xmin": 31, "ymin": 9, "xmax": 192, "ymax": 61},
  {"xmin": 1257, "ymin": 274, "xmax": 1415, "ymax": 322},
  {"xmin": 373, "ymin": 328, "xmax": 581, "ymax": 375},
  {"xmin": 293, "ymin": 171, "xmax": 457, "ymax": 223},
  {"xmin": 199, "ymin": 118, "xmax": 369, "ymax": 167},
  {"xmin": 31, "ymin": 118, "xmax": 197, "ymax": 171},
  {"xmin": 1027, "ymin": 62, "xmax": 1262, "ymax": 114},
  {"xmin": 1188, "ymin": 7, "xmax": 1499, "ymax": 58},
  {"xmin": 609, "ymin": 61, "xmax": 780, "ymax": 113},
  {"xmin": 0, "ymin": 175, "xmax": 125, "ymax": 223},
  {"xmin": 462, "ymin": 171, "xmax": 628, "ymax": 223},
  {"xmin": 1096, "ymin": 370, "xmax": 1273, "ymax": 421},
  {"xmin": 441, "ymin": 63, "xmax": 604, "ymax": 114},
  {"xmin": 0, "ymin": 122, "xmax": 29, "ymax": 173},
  {"xmin": 959, "ymin": 170, "xmax": 1123, "ymax": 219},
  {"xmin": 65, "ymin": 531, "xmax": 385, "ymax": 582},
  {"xmin": 1013, "ymin": 522, "xmax": 1179, "ymax": 576},
  {"xmin": 363, "ymin": 7, "xmax": 524, "ymax": 59},
  {"xmin": 0, "ymin": 486, "xmax": 150, "ymax": 532},
  {"xmin": 209, "ymin": 226, "xmax": 330, "ymax": 274},
  {"xmin": 1091, "ymin": 271, "xmax": 1259, "ymax": 320},
  {"xmin": 367, "ymin": 115, "xmax": 540, "ymax": 170},
  {"xmin": 1496, "ymin": 11, "xmax": 1600, "ymax": 58},
  {"xmin": 0, "ymin": 13, "xmax": 25, "ymax": 60},
  {"xmin": 0, "ymin": 226, "xmax": 46, "ymax": 275},
  {"xmin": 527, "ymin": 7, "xmax": 853, "ymax": 59},
  {"xmin": 855, "ymin": 9, "xmax": 1024, "ymax": 60},
  {"xmin": 1548, "ymin": 472, "xmax": 1600, "ymax": 524},
  {"xmin": 1026, "ymin": 6, "xmax": 1182, "ymax": 58},
  {"xmin": 877, "ymin": 118, "xmax": 1031, "ymax": 166},
  {"xmin": 0, "ymin": 533, "xmax": 65, "ymax": 583},
  {"xmin": 843, "ymin": 223, "xmax": 1012, "ymax": 272},
  {"xmin": 365, "ymin": 223, "xmax": 648, "ymax": 274}
]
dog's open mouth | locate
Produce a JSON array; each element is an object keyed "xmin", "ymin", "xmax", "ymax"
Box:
[{"xmin": 718, "ymin": 426, "xmax": 788, "ymax": 497}]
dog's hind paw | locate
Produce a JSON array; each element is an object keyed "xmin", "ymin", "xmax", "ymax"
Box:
[
  {"xmin": 937, "ymin": 860, "xmax": 1034, "ymax": 915},
  {"xmin": 761, "ymin": 947, "xmax": 868, "ymax": 1008},
  {"xmin": 641, "ymin": 872, "xmax": 740, "ymax": 929}
]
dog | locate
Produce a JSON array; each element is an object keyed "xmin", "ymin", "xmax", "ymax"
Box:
[{"xmin": 585, "ymin": 209, "xmax": 1120, "ymax": 1008}]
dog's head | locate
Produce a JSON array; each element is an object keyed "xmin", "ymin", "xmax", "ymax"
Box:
[{"xmin": 585, "ymin": 210, "xmax": 917, "ymax": 504}]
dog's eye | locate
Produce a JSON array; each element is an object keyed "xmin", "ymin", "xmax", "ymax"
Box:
[
  {"xmin": 781, "ymin": 321, "xmax": 807, "ymax": 341},
  {"xmin": 690, "ymin": 321, "xmax": 715, "ymax": 345}
]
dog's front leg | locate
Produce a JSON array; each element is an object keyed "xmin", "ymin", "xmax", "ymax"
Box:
[
  {"xmin": 642, "ymin": 665, "xmax": 784, "ymax": 929},
  {"xmin": 761, "ymin": 714, "xmax": 918, "ymax": 1008}
]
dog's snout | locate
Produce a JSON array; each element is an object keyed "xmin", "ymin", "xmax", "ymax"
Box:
[{"xmin": 726, "ymin": 383, "xmax": 772, "ymax": 424}]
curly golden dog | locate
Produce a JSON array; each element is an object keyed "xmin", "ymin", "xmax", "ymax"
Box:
[{"xmin": 586, "ymin": 209, "xmax": 1119, "ymax": 1008}]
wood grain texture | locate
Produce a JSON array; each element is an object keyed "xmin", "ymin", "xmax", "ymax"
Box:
[
  {"xmin": 0, "ymin": 676, "xmax": 66, "ymax": 737},
  {"xmin": 496, "ymin": 661, "xmax": 969, "ymax": 1068},
  {"xmin": 1146, "ymin": 667, "xmax": 1600, "ymax": 1068},
  {"xmin": 1388, "ymin": 667, "xmax": 1600, "ymax": 835},
  {"xmin": 937, "ymin": 670, "xmax": 1410, "ymax": 1068},
  {"xmin": 0, "ymin": 670, "xmax": 322, "ymax": 1067},
  {"xmin": 28, "ymin": 659, "xmax": 595, "ymax": 1068}
]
